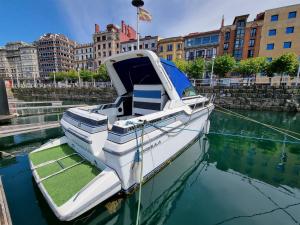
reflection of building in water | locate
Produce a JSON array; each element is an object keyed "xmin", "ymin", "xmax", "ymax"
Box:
[{"xmin": 76, "ymin": 135, "xmax": 210, "ymax": 225}]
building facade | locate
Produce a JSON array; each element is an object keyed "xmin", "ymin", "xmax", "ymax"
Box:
[
  {"xmin": 0, "ymin": 42, "xmax": 39, "ymax": 84},
  {"xmin": 219, "ymin": 14, "xmax": 264, "ymax": 61},
  {"xmin": 36, "ymin": 33, "xmax": 76, "ymax": 79},
  {"xmin": 120, "ymin": 35, "xmax": 160, "ymax": 53},
  {"xmin": 93, "ymin": 21, "xmax": 136, "ymax": 68},
  {"xmin": 157, "ymin": 36, "xmax": 184, "ymax": 61},
  {"xmin": 184, "ymin": 30, "xmax": 220, "ymax": 61},
  {"xmin": 74, "ymin": 43, "xmax": 94, "ymax": 71},
  {"xmin": 259, "ymin": 4, "xmax": 300, "ymax": 61}
]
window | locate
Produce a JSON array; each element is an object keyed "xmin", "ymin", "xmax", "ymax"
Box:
[
  {"xmin": 134, "ymin": 46, "xmax": 137, "ymax": 50},
  {"xmin": 97, "ymin": 37, "xmax": 100, "ymax": 42},
  {"xmin": 267, "ymin": 57, "xmax": 272, "ymax": 62},
  {"xmin": 103, "ymin": 52, "xmax": 106, "ymax": 57},
  {"xmin": 177, "ymin": 43, "xmax": 182, "ymax": 50},
  {"xmin": 97, "ymin": 45, "xmax": 101, "ymax": 50},
  {"xmin": 249, "ymin": 39, "xmax": 255, "ymax": 47},
  {"xmin": 128, "ymin": 46, "xmax": 132, "ymax": 51},
  {"xmin": 288, "ymin": 11, "xmax": 297, "ymax": 19},
  {"xmin": 144, "ymin": 43, "xmax": 149, "ymax": 49},
  {"xmin": 108, "ymin": 42, "xmax": 111, "ymax": 48},
  {"xmin": 159, "ymin": 45, "xmax": 163, "ymax": 52},
  {"xmin": 103, "ymin": 43, "xmax": 106, "ymax": 49},
  {"xmin": 266, "ymin": 43, "xmax": 274, "ymax": 50},
  {"xmin": 225, "ymin": 32, "xmax": 230, "ymax": 41},
  {"xmin": 283, "ymin": 41, "xmax": 292, "ymax": 48},
  {"xmin": 248, "ymin": 49, "xmax": 254, "ymax": 58},
  {"xmin": 250, "ymin": 28, "xmax": 257, "ymax": 37},
  {"xmin": 286, "ymin": 27, "xmax": 294, "ymax": 34},
  {"xmin": 167, "ymin": 44, "xmax": 173, "ymax": 51},
  {"xmin": 268, "ymin": 29, "xmax": 276, "ymax": 36},
  {"xmin": 151, "ymin": 43, "xmax": 155, "ymax": 48},
  {"xmin": 116, "ymin": 43, "xmax": 119, "ymax": 48},
  {"xmin": 102, "ymin": 36, "xmax": 106, "ymax": 41},
  {"xmin": 109, "ymin": 51, "xmax": 111, "ymax": 56},
  {"xmin": 223, "ymin": 43, "xmax": 229, "ymax": 50},
  {"xmin": 140, "ymin": 45, "xmax": 143, "ymax": 49},
  {"xmin": 271, "ymin": 14, "xmax": 278, "ymax": 21},
  {"xmin": 166, "ymin": 54, "xmax": 173, "ymax": 61}
]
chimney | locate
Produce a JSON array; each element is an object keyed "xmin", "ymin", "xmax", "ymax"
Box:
[
  {"xmin": 121, "ymin": 20, "xmax": 126, "ymax": 33},
  {"xmin": 95, "ymin": 24, "xmax": 100, "ymax": 33}
]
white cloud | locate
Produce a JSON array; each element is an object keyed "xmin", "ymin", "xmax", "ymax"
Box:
[{"xmin": 58, "ymin": 0, "xmax": 300, "ymax": 42}]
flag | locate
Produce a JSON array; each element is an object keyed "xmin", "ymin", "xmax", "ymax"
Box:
[{"xmin": 139, "ymin": 8, "xmax": 152, "ymax": 22}]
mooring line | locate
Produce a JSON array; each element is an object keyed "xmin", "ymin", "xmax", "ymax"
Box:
[{"xmin": 214, "ymin": 106, "xmax": 300, "ymax": 141}]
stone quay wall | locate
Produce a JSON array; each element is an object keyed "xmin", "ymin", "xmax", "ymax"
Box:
[
  {"xmin": 12, "ymin": 87, "xmax": 117, "ymax": 104},
  {"xmin": 12, "ymin": 86, "xmax": 300, "ymax": 112},
  {"xmin": 197, "ymin": 86, "xmax": 300, "ymax": 112}
]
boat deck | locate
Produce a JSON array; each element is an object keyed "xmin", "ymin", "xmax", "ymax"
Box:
[{"xmin": 29, "ymin": 144, "xmax": 100, "ymax": 206}]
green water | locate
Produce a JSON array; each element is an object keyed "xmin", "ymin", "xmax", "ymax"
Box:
[{"xmin": 0, "ymin": 111, "xmax": 300, "ymax": 225}]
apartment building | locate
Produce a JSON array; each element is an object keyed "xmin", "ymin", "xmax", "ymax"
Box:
[
  {"xmin": 93, "ymin": 21, "xmax": 136, "ymax": 68},
  {"xmin": 157, "ymin": 36, "xmax": 184, "ymax": 61},
  {"xmin": 36, "ymin": 33, "xmax": 76, "ymax": 79},
  {"xmin": 74, "ymin": 43, "xmax": 94, "ymax": 71},
  {"xmin": 219, "ymin": 13, "xmax": 264, "ymax": 60},
  {"xmin": 0, "ymin": 42, "xmax": 39, "ymax": 84},
  {"xmin": 259, "ymin": 4, "xmax": 300, "ymax": 61},
  {"xmin": 184, "ymin": 30, "xmax": 220, "ymax": 61},
  {"xmin": 120, "ymin": 35, "xmax": 160, "ymax": 53}
]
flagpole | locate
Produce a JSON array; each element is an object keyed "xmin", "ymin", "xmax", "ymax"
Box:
[
  {"xmin": 137, "ymin": 7, "xmax": 140, "ymax": 50},
  {"xmin": 132, "ymin": 0, "xmax": 144, "ymax": 51}
]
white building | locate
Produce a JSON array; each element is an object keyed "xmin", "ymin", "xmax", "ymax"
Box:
[
  {"xmin": 0, "ymin": 42, "xmax": 39, "ymax": 85},
  {"xmin": 74, "ymin": 43, "xmax": 94, "ymax": 71},
  {"xmin": 120, "ymin": 36, "xmax": 161, "ymax": 53}
]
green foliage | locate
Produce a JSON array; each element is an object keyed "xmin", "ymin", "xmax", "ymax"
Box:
[
  {"xmin": 214, "ymin": 55, "xmax": 236, "ymax": 77},
  {"xmin": 236, "ymin": 57, "xmax": 269, "ymax": 76},
  {"xmin": 49, "ymin": 72, "xmax": 65, "ymax": 81},
  {"xmin": 268, "ymin": 53, "xmax": 299, "ymax": 76},
  {"xmin": 186, "ymin": 58, "xmax": 205, "ymax": 79},
  {"xmin": 79, "ymin": 70, "xmax": 94, "ymax": 82},
  {"xmin": 173, "ymin": 59, "xmax": 189, "ymax": 74},
  {"xmin": 96, "ymin": 64, "xmax": 110, "ymax": 81}
]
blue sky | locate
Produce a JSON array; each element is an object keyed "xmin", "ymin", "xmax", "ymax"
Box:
[{"xmin": 1, "ymin": 0, "xmax": 299, "ymax": 46}]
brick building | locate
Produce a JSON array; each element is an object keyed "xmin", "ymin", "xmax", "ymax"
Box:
[
  {"xmin": 36, "ymin": 33, "xmax": 76, "ymax": 79},
  {"xmin": 93, "ymin": 21, "xmax": 136, "ymax": 68},
  {"xmin": 219, "ymin": 13, "xmax": 264, "ymax": 60}
]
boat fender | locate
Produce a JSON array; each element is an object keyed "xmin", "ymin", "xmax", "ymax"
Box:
[{"xmin": 204, "ymin": 120, "xmax": 210, "ymax": 135}]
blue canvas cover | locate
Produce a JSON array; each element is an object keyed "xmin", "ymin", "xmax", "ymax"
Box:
[{"xmin": 160, "ymin": 58, "xmax": 193, "ymax": 98}]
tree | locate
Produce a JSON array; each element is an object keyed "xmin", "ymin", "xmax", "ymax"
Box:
[
  {"xmin": 186, "ymin": 58, "xmax": 205, "ymax": 79},
  {"xmin": 96, "ymin": 64, "xmax": 110, "ymax": 81},
  {"xmin": 214, "ymin": 55, "xmax": 236, "ymax": 77},
  {"xmin": 66, "ymin": 70, "xmax": 78, "ymax": 82},
  {"xmin": 236, "ymin": 57, "xmax": 268, "ymax": 77},
  {"xmin": 173, "ymin": 59, "xmax": 188, "ymax": 74},
  {"xmin": 269, "ymin": 53, "xmax": 298, "ymax": 76},
  {"xmin": 80, "ymin": 70, "xmax": 94, "ymax": 82},
  {"xmin": 49, "ymin": 71, "xmax": 65, "ymax": 81}
]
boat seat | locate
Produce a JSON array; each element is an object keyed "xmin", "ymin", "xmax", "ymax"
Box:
[{"xmin": 132, "ymin": 84, "xmax": 167, "ymax": 116}]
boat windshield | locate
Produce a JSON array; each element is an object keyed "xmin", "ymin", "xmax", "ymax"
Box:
[{"xmin": 182, "ymin": 86, "xmax": 197, "ymax": 97}]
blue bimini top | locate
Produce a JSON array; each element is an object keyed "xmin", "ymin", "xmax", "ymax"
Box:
[{"xmin": 160, "ymin": 58, "xmax": 193, "ymax": 98}]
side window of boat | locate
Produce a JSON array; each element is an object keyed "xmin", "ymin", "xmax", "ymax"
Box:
[{"xmin": 183, "ymin": 86, "xmax": 197, "ymax": 97}]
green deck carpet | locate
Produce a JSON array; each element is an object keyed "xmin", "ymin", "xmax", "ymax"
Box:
[{"xmin": 29, "ymin": 144, "xmax": 101, "ymax": 207}]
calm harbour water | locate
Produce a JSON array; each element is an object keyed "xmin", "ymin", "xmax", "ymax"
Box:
[{"xmin": 0, "ymin": 110, "xmax": 300, "ymax": 225}]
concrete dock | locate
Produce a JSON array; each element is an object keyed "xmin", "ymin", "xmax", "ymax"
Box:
[
  {"xmin": 0, "ymin": 177, "xmax": 12, "ymax": 225},
  {"xmin": 0, "ymin": 121, "xmax": 60, "ymax": 138}
]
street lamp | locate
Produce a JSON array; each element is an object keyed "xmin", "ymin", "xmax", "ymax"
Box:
[
  {"xmin": 131, "ymin": 0, "xmax": 144, "ymax": 50},
  {"xmin": 210, "ymin": 55, "xmax": 216, "ymax": 87}
]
